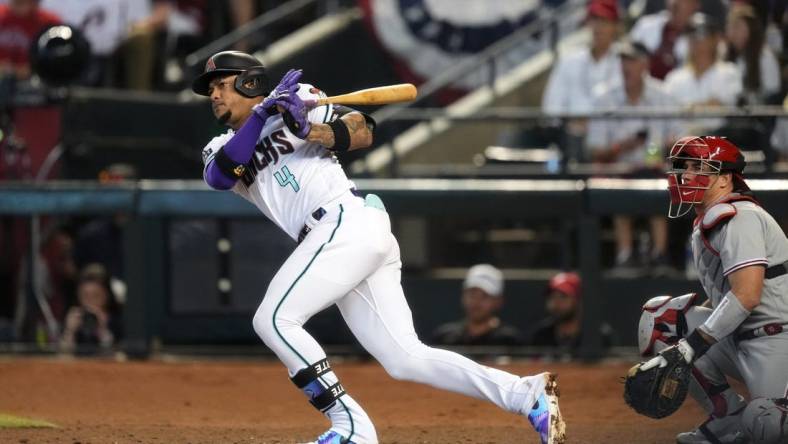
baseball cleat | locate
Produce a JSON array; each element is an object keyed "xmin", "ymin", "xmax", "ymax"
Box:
[
  {"xmin": 299, "ymin": 430, "xmax": 354, "ymax": 444},
  {"xmin": 676, "ymin": 415, "xmax": 748, "ymax": 444},
  {"xmin": 526, "ymin": 372, "xmax": 566, "ymax": 444}
]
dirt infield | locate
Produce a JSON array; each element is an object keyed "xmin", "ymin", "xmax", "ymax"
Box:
[{"xmin": 0, "ymin": 357, "xmax": 706, "ymax": 443}]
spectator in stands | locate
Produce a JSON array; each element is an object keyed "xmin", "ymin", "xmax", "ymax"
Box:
[
  {"xmin": 542, "ymin": 0, "xmax": 623, "ymax": 162},
  {"xmin": 529, "ymin": 272, "xmax": 614, "ymax": 354},
  {"xmin": 40, "ymin": 0, "xmax": 156, "ymax": 89},
  {"xmin": 59, "ymin": 263, "xmax": 122, "ymax": 354},
  {"xmin": 15, "ymin": 224, "xmax": 77, "ymax": 343},
  {"xmin": 73, "ymin": 163, "xmax": 136, "ymax": 304},
  {"xmin": 771, "ymin": 94, "xmax": 788, "ymax": 162},
  {"xmin": 431, "ymin": 264, "xmax": 523, "ymax": 346},
  {"xmin": 630, "ymin": 0, "xmax": 699, "ymax": 80},
  {"xmin": 229, "ymin": 0, "xmax": 257, "ymax": 52},
  {"xmin": 586, "ymin": 40, "xmax": 680, "ymax": 274},
  {"xmin": 38, "ymin": 225, "xmax": 78, "ymax": 320},
  {"xmin": 724, "ymin": 2, "xmax": 782, "ymax": 105},
  {"xmin": 664, "ymin": 13, "xmax": 742, "ymax": 134},
  {"xmin": 132, "ymin": 0, "xmax": 268, "ymax": 90},
  {"xmin": 0, "ymin": 0, "xmax": 60, "ymax": 80}
]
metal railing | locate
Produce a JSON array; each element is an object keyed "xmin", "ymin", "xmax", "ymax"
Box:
[
  {"xmin": 372, "ymin": 105, "xmax": 788, "ymax": 122},
  {"xmin": 3, "ymin": 179, "xmax": 788, "ymax": 359},
  {"xmin": 184, "ymin": 0, "xmax": 345, "ymax": 69}
]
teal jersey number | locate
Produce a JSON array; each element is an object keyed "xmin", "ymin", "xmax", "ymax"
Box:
[{"xmin": 274, "ymin": 166, "xmax": 300, "ymax": 192}]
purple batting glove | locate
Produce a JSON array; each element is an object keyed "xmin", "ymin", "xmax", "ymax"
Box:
[
  {"xmin": 253, "ymin": 68, "xmax": 303, "ymax": 118},
  {"xmin": 277, "ymin": 91, "xmax": 313, "ymax": 139}
]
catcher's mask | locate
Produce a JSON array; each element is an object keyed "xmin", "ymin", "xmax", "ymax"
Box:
[
  {"xmin": 191, "ymin": 50, "xmax": 269, "ymax": 98},
  {"xmin": 667, "ymin": 136, "xmax": 747, "ymax": 218}
]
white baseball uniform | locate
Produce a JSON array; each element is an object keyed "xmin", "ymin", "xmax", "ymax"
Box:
[{"xmin": 201, "ymin": 85, "xmax": 546, "ymax": 443}]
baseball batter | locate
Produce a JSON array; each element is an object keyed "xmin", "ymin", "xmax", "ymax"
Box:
[
  {"xmin": 192, "ymin": 50, "xmax": 565, "ymax": 444},
  {"xmin": 639, "ymin": 136, "xmax": 788, "ymax": 443}
]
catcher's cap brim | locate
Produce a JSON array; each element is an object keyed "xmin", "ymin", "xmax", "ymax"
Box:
[{"xmin": 191, "ymin": 69, "xmax": 243, "ymax": 96}]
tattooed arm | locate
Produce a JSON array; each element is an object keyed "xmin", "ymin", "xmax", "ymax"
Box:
[{"xmin": 306, "ymin": 111, "xmax": 374, "ymax": 151}]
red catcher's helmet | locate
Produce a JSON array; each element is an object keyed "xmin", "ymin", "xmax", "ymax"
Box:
[{"xmin": 667, "ymin": 136, "xmax": 747, "ymax": 218}]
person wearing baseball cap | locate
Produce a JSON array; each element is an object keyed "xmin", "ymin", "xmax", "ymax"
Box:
[
  {"xmin": 664, "ymin": 13, "xmax": 742, "ymax": 134},
  {"xmin": 630, "ymin": 0, "xmax": 700, "ymax": 79},
  {"xmin": 542, "ymin": 0, "xmax": 623, "ymax": 163},
  {"xmin": 586, "ymin": 38, "xmax": 682, "ymax": 276},
  {"xmin": 431, "ymin": 264, "xmax": 523, "ymax": 347},
  {"xmin": 529, "ymin": 272, "xmax": 615, "ymax": 355},
  {"xmin": 543, "ymin": 0, "xmax": 623, "ymax": 116}
]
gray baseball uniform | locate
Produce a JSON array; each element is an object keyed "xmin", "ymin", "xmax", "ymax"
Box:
[{"xmin": 690, "ymin": 194, "xmax": 788, "ymax": 400}]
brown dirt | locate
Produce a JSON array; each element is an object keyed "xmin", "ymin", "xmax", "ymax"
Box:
[{"xmin": 0, "ymin": 357, "xmax": 705, "ymax": 443}]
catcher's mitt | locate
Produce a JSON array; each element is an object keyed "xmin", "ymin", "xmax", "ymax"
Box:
[{"xmin": 623, "ymin": 347, "xmax": 691, "ymax": 419}]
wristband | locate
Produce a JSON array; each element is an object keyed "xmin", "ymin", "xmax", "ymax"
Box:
[
  {"xmin": 328, "ymin": 119, "xmax": 351, "ymax": 152},
  {"xmin": 685, "ymin": 329, "xmax": 711, "ymax": 361},
  {"xmin": 214, "ymin": 147, "xmax": 247, "ymax": 179},
  {"xmin": 700, "ymin": 290, "xmax": 751, "ymax": 342}
]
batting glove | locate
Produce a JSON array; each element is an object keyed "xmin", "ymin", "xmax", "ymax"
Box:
[
  {"xmin": 277, "ymin": 89, "xmax": 312, "ymax": 139},
  {"xmin": 253, "ymin": 68, "xmax": 302, "ymax": 118}
]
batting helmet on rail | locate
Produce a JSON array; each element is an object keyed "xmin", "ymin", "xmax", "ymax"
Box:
[
  {"xmin": 191, "ymin": 51, "xmax": 269, "ymax": 98},
  {"xmin": 30, "ymin": 24, "xmax": 91, "ymax": 86}
]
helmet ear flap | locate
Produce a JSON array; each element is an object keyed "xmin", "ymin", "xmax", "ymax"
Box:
[{"xmin": 234, "ymin": 68, "xmax": 269, "ymax": 97}]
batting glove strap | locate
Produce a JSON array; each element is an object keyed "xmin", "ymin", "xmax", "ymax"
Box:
[
  {"xmin": 253, "ymin": 101, "xmax": 279, "ymax": 118},
  {"xmin": 278, "ymin": 94, "xmax": 311, "ymax": 139}
]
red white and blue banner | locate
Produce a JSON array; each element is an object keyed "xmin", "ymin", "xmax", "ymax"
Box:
[{"xmin": 358, "ymin": 0, "xmax": 547, "ymax": 91}]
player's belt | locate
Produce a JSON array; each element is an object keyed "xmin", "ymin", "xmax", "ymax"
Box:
[
  {"xmin": 734, "ymin": 323, "xmax": 787, "ymax": 342},
  {"xmin": 297, "ymin": 208, "xmax": 327, "ymax": 243},
  {"xmin": 765, "ymin": 261, "xmax": 788, "ymax": 280},
  {"xmin": 297, "ymin": 189, "xmax": 365, "ymax": 244}
]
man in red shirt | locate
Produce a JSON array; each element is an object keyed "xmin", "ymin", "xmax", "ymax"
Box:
[{"xmin": 0, "ymin": 0, "xmax": 60, "ymax": 79}]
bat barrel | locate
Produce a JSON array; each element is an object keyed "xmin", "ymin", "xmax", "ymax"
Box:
[{"xmin": 316, "ymin": 83, "xmax": 418, "ymax": 106}]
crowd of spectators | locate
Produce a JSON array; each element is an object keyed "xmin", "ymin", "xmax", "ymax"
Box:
[
  {"xmin": 0, "ymin": 0, "xmax": 283, "ymax": 91},
  {"xmin": 544, "ymin": 0, "xmax": 785, "ymax": 159},
  {"xmin": 0, "ymin": 163, "xmax": 134, "ymax": 352},
  {"xmin": 541, "ymin": 0, "xmax": 787, "ymax": 273},
  {"xmin": 540, "ymin": 0, "xmax": 787, "ymax": 167}
]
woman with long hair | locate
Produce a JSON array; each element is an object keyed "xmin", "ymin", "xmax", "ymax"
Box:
[{"xmin": 725, "ymin": 3, "xmax": 781, "ymax": 104}]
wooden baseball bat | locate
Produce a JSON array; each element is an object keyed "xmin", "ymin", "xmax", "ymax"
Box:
[{"xmin": 315, "ymin": 83, "xmax": 417, "ymax": 106}]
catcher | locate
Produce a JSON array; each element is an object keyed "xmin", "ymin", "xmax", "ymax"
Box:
[{"xmin": 624, "ymin": 136, "xmax": 788, "ymax": 443}]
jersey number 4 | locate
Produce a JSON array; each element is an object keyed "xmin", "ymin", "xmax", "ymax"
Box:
[{"xmin": 274, "ymin": 166, "xmax": 300, "ymax": 192}]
